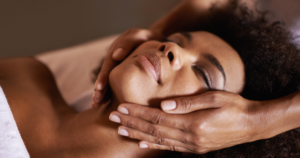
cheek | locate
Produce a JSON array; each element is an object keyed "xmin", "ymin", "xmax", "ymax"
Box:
[
  {"xmin": 160, "ymin": 70, "xmax": 206, "ymax": 98},
  {"xmin": 109, "ymin": 59, "xmax": 158, "ymax": 105}
]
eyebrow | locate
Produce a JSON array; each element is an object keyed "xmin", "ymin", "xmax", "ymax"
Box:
[
  {"xmin": 179, "ymin": 32, "xmax": 192, "ymax": 43},
  {"xmin": 203, "ymin": 53, "xmax": 226, "ymax": 87}
]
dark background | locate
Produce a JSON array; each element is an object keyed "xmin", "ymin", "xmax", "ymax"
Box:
[{"xmin": 0, "ymin": 0, "xmax": 299, "ymax": 58}]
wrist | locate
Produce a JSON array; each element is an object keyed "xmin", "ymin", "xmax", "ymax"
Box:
[
  {"xmin": 245, "ymin": 100, "xmax": 272, "ymax": 142},
  {"xmin": 247, "ymin": 95, "xmax": 297, "ymax": 141}
]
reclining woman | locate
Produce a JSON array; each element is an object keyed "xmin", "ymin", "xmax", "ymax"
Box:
[{"xmin": 0, "ymin": 1, "xmax": 299, "ymax": 158}]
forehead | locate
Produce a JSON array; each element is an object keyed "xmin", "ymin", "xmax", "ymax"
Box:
[{"xmin": 189, "ymin": 31, "xmax": 245, "ymax": 93}]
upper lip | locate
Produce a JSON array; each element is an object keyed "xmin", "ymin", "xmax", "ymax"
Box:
[{"xmin": 142, "ymin": 52, "xmax": 162, "ymax": 84}]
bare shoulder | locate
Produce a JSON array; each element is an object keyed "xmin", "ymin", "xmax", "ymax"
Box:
[
  {"xmin": 0, "ymin": 57, "xmax": 61, "ymax": 108},
  {"xmin": 0, "ymin": 57, "xmax": 76, "ymax": 156},
  {"xmin": 0, "ymin": 57, "xmax": 67, "ymax": 119},
  {"xmin": 0, "ymin": 57, "xmax": 51, "ymax": 82}
]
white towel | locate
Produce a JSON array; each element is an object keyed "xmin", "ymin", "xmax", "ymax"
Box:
[{"xmin": 0, "ymin": 86, "xmax": 30, "ymax": 158}]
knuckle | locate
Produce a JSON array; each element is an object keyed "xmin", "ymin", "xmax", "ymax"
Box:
[
  {"xmin": 207, "ymin": 91, "xmax": 223, "ymax": 105},
  {"xmin": 168, "ymin": 146, "xmax": 176, "ymax": 151},
  {"xmin": 191, "ymin": 136, "xmax": 202, "ymax": 146},
  {"xmin": 153, "ymin": 137, "xmax": 165, "ymax": 145},
  {"xmin": 180, "ymin": 98, "xmax": 193, "ymax": 112},
  {"xmin": 125, "ymin": 119, "xmax": 135, "ymax": 128},
  {"xmin": 189, "ymin": 123, "xmax": 202, "ymax": 134},
  {"xmin": 151, "ymin": 112, "xmax": 164, "ymax": 125},
  {"xmin": 149, "ymin": 126, "xmax": 161, "ymax": 137},
  {"xmin": 184, "ymin": 135, "xmax": 192, "ymax": 144}
]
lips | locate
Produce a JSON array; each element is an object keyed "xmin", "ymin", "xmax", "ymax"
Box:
[{"xmin": 136, "ymin": 53, "xmax": 161, "ymax": 83}]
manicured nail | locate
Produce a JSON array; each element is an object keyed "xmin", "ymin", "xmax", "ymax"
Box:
[
  {"xmin": 139, "ymin": 143, "xmax": 148, "ymax": 148},
  {"xmin": 109, "ymin": 114, "xmax": 121, "ymax": 123},
  {"xmin": 118, "ymin": 107, "xmax": 129, "ymax": 114},
  {"xmin": 95, "ymin": 82, "xmax": 103, "ymax": 90},
  {"xmin": 93, "ymin": 91, "xmax": 101, "ymax": 103},
  {"xmin": 112, "ymin": 48, "xmax": 123, "ymax": 59},
  {"xmin": 118, "ymin": 128, "xmax": 129, "ymax": 136},
  {"xmin": 161, "ymin": 100, "xmax": 176, "ymax": 111}
]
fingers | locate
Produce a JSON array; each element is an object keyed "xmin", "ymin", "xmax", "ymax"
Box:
[
  {"xmin": 110, "ymin": 111, "xmax": 190, "ymax": 143},
  {"xmin": 92, "ymin": 88, "xmax": 110, "ymax": 108},
  {"xmin": 139, "ymin": 141, "xmax": 193, "ymax": 153},
  {"xmin": 92, "ymin": 88, "xmax": 107, "ymax": 104},
  {"xmin": 160, "ymin": 91, "xmax": 230, "ymax": 114},
  {"xmin": 118, "ymin": 104, "xmax": 190, "ymax": 130},
  {"xmin": 111, "ymin": 29, "xmax": 153, "ymax": 61},
  {"xmin": 117, "ymin": 125, "xmax": 189, "ymax": 148},
  {"xmin": 98, "ymin": 29, "xmax": 153, "ymax": 88},
  {"xmin": 118, "ymin": 124, "xmax": 195, "ymax": 153},
  {"xmin": 94, "ymin": 50, "xmax": 117, "ymax": 91},
  {"xmin": 93, "ymin": 28, "xmax": 154, "ymax": 105}
]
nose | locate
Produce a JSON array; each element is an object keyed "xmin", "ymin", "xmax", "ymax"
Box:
[{"xmin": 157, "ymin": 42, "xmax": 182, "ymax": 70}]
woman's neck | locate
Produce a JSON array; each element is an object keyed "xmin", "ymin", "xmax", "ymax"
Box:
[{"xmin": 56, "ymin": 93, "xmax": 166, "ymax": 158}]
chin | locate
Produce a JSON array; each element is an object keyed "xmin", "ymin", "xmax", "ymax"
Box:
[{"xmin": 109, "ymin": 61, "xmax": 157, "ymax": 106}]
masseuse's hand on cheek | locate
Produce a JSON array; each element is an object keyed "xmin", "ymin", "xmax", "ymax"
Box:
[
  {"xmin": 92, "ymin": 28, "xmax": 162, "ymax": 108},
  {"xmin": 109, "ymin": 91, "xmax": 265, "ymax": 154}
]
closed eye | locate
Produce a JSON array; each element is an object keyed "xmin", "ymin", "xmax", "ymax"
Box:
[{"xmin": 194, "ymin": 65, "xmax": 211, "ymax": 89}]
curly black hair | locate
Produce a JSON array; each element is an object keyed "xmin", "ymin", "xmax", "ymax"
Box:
[
  {"xmin": 160, "ymin": 1, "xmax": 300, "ymax": 158},
  {"xmin": 93, "ymin": 1, "xmax": 300, "ymax": 157}
]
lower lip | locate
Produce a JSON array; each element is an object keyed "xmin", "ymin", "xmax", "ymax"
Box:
[{"xmin": 136, "ymin": 55, "xmax": 158, "ymax": 82}]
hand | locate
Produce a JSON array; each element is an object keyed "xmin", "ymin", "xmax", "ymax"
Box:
[
  {"xmin": 109, "ymin": 91, "xmax": 264, "ymax": 154},
  {"xmin": 92, "ymin": 28, "xmax": 163, "ymax": 107}
]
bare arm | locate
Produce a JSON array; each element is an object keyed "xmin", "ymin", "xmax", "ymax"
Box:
[{"xmin": 255, "ymin": 91, "xmax": 300, "ymax": 140}]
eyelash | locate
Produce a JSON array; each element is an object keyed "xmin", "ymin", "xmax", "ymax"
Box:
[{"xmin": 194, "ymin": 66, "xmax": 211, "ymax": 89}]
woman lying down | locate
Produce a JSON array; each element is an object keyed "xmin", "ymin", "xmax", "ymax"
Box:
[{"xmin": 1, "ymin": 2, "xmax": 300, "ymax": 158}]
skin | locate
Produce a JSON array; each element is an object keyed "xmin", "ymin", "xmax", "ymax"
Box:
[
  {"xmin": 92, "ymin": 0, "xmax": 300, "ymax": 154},
  {"xmin": 0, "ymin": 58, "xmax": 164, "ymax": 158},
  {"xmin": 109, "ymin": 31, "xmax": 245, "ymax": 106},
  {"xmin": 0, "ymin": 31, "xmax": 244, "ymax": 157}
]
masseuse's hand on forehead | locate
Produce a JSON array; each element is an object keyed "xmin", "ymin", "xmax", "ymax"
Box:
[{"xmin": 92, "ymin": 28, "xmax": 163, "ymax": 107}]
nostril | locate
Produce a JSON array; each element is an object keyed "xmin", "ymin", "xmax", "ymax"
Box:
[
  {"xmin": 167, "ymin": 52, "xmax": 174, "ymax": 62},
  {"xmin": 159, "ymin": 45, "xmax": 166, "ymax": 51}
]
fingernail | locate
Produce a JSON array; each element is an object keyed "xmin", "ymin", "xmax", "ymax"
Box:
[
  {"xmin": 95, "ymin": 82, "xmax": 103, "ymax": 90},
  {"xmin": 118, "ymin": 128, "xmax": 129, "ymax": 136},
  {"xmin": 93, "ymin": 91, "xmax": 101, "ymax": 103},
  {"xmin": 112, "ymin": 48, "xmax": 123, "ymax": 59},
  {"xmin": 109, "ymin": 114, "xmax": 121, "ymax": 123},
  {"xmin": 139, "ymin": 143, "xmax": 148, "ymax": 148},
  {"xmin": 161, "ymin": 100, "xmax": 176, "ymax": 111},
  {"xmin": 118, "ymin": 107, "xmax": 129, "ymax": 114}
]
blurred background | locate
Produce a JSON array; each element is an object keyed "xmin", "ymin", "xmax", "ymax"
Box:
[{"xmin": 0, "ymin": 0, "xmax": 299, "ymax": 58}]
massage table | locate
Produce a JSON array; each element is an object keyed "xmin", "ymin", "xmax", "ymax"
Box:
[{"xmin": 1, "ymin": 1, "xmax": 300, "ymax": 155}]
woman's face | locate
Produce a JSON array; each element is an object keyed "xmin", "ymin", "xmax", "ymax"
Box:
[{"xmin": 109, "ymin": 31, "xmax": 245, "ymax": 106}]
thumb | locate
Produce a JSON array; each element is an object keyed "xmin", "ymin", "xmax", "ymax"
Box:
[{"xmin": 161, "ymin": 91, "xmax": 223, "ymax": 114}]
